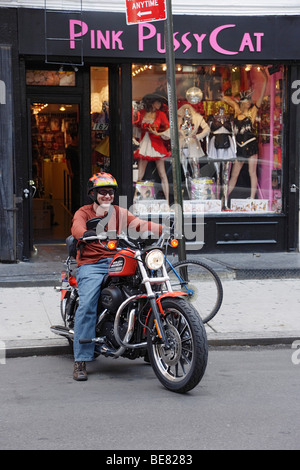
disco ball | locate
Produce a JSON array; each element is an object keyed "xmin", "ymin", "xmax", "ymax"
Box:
[{"xmin": 186, "ymin": 87, "xmax": 203, "ymax": 104}]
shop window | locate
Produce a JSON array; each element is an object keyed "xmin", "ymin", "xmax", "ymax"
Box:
[
  {"xmin": 132, "ymin": 64, "xmax": 285, "ymax": 216},
  {"xmin": 90, "ymin": 67, "xmax": 110, "ymax": 173},
  {"xmin": 26, "ymin": 70, "xmax": 76, "ymax": 86}
]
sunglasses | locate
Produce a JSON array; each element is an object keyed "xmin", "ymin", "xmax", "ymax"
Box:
[{"xmin": 97, "ymin": 189, "xmax": 115, "ymax": 196}]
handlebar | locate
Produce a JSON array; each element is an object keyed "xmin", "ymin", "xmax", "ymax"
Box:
[
  {"xmin": 79, "ymin": 231, "xmax": 135, "ymax": 247},
  {"xmin": 79, "ymin": 225, "xmax": 175, "ymax": 252}
]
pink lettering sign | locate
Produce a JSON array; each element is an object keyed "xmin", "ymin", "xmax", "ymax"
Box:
[
  {"xmin": 69, "ymin": 20, "xmax": 264, "ymax": 56},
  {"xmin": 209, "ymin": 24, "xmax": 238, "ymax": 55},
  {"xmin": 69, "ymin": 20, "xmax": 88, "ymax": 49}
]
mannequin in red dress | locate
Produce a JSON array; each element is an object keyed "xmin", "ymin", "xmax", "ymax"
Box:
[{"xmin": 134, "ymin": 92, "xmax": 170, "ymax": 203}]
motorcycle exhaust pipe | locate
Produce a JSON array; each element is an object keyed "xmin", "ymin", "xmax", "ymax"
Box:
[{"xmin": 50, "ymin": 325, "xmax": 74, "ymax": 340}]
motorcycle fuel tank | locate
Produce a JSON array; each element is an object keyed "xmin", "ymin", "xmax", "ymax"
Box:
[{"xmin": 109, "ymin": 249, "xmax": 137, "ymax": 277}]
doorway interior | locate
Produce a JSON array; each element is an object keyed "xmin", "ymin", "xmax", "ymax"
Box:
[{"xmin": 31, "ymin": 102, "xmax": 79, "ymax": 243}]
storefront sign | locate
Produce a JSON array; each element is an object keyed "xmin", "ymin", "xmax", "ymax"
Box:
[
  {"xmin": 18, "ymin": 9, "xmax": 300, "ymax": 61},
  {"xmin": 125, "ymin": 0, "xmax": 166, "ymax": 25},
  {"xmin": 137, "ymin": 22, "xmax": 264, "ymax": 55},
  {"xmin": 68, "ymin": 19, "xmax": 264, "ymax": 54}
]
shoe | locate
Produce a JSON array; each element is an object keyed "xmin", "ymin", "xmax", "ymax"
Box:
[{"xmin": 73, "ymin": 361, "xmax": 88, "ymax": 381}]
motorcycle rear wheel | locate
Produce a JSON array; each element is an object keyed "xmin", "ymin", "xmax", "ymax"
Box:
[
  {"xmin": 60, "ymin": 292, "xmax": 78, "ymax": 348},
  {"xmin": 61, "ymin": 294, "xmax": 76, "ymax": 328},
  {"xmin": 147, "ymin": 298, "xmax": 208, "ymax": 394}
]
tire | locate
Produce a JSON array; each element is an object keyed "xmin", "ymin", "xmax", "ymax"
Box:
[
  {"xmin": 61, "ymin": 292, "xmax": 78, "ymax": 348},
  {"xmin": 147, "ymin": 298, "xmax": 208, "ymax": 394},
  {"xmin": 61, "ymin": 294, "xmax": 77, "ymax": 330},
  {"xmin": 167, "ymin": 259, "xmax": 223, "ymax": 324},
  {"xmin": 60, "ymin": 291, "xmax": 70, "ymax": 325}
]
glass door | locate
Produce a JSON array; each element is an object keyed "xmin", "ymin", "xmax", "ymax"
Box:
[{"xmin": 90, "ymin": 66, "xmax": 110, "ymax": 173}]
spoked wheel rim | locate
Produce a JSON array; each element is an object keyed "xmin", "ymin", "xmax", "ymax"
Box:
[{"xmin": 152, "ymin": 308, "xmax": 194, "ymax": 383}]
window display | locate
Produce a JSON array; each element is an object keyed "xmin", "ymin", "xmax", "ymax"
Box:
[
  {"xmin": 90, "ymin": 67, "xmax": 110, "ymax": 174},
  {"xmin": 132, "ymin": 64, "xmax": 284, "ymax": 216},
  {"xmin": 26, "ymin": 70, "xmax": 76, "ymax": 86},
  {"xmin": 133, "ymin": 90, "xmax": 171, "ymax": 203}
]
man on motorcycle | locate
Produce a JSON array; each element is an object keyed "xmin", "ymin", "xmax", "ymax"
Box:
[{"xmin": 71, "ymin": 171, "xmax": 162, "ymax": 381}]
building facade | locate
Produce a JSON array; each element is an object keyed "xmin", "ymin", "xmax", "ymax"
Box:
[{"xmin": 1, "ymin": 1, "xmax": 300, "ymax": 260}]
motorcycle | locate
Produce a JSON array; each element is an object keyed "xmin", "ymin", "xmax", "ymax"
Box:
[{"xmin": 51, "ymin": 229, "xmax": 208, "ymax": 393}]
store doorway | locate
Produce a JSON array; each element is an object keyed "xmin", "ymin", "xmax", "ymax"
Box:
[{"xmin": 30, "ymin": 102, "xmax": 80, "ymax": 243}]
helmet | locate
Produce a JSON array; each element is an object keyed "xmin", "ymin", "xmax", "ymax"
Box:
[{"xmin": 87, "ymin": 172, "xmax": 118, "ymax": 202}]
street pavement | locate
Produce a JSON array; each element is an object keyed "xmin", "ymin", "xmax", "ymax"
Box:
[{"xmin": 1, "ymin": 244, "xmax": 300, "ymax": 357}]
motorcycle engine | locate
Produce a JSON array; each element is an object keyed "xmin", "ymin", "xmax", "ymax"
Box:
[
  {"xmin": 97, "ymin": 284, "xmax": 133, "ymax": 350},
  {"xmin": 98, "ymin": 319, "xmax": 128, "ymax": 349},
  {"xmin": 100, "ymin": 286, "xmax": 125, "ymax": 314}
]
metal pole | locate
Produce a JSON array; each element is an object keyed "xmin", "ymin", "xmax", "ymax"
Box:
[{"xmin": 164, "ymin": 0, "xmax": 186, "ymax": 261}]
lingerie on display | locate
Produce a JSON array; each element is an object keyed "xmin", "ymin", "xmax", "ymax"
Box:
[
  {"xmin": 234, "ymin": 115, "xmax": 258, "ymax": 159},
  {"xmin": 207, "ymin": 109, "xmax": 236, "ymax": 161}
]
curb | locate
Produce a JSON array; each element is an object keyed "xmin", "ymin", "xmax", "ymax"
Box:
[
  {"xmin": 3, "ymin": 339, "xmax": 71, "ymax": 359},
  {"xmin": 2, "ymin": 335, "xmax": 297, "ymax": 359},
  {"xmin": 0, "ymin": 280, "xmax": 59, "ymax": 288},
  {"xmin": 2, "ymin": 267, "xmax": 300, "ymax": 287},
  {"xmin": 234, "ymin": 269, "xmax": 300, "ymax": 280},
  {"xmin": 208, "ymin": 336, "xmax": 298, "ymax": 347}
]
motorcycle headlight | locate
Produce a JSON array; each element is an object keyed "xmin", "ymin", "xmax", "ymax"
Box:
[{"xmin": 145, "ymin": 249, "xmax": 164, "ymax": 271}]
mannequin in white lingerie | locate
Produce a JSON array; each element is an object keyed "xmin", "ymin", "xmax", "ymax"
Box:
[{"xmin": 207, "ymin": 106, "xmax": 236, "ymax": 209}]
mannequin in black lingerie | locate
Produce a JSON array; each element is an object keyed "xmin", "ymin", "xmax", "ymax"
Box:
[{"xmin": 222, "ymin": 67, "xmax": 268, "ymax": 199}]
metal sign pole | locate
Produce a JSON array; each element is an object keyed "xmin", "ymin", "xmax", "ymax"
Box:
[{"xmin": 164, "ymin": 0, "xmax": 186, "ymax": 261}]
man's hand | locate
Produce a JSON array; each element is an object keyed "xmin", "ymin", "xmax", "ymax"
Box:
[{"xmin": 83, "ymin": 230, "xmax": 97, "ymax": 240}]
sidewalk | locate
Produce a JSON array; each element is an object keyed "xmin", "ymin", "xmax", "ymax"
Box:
[
  {"xmin": 1, "ymin": 245, "xmax": 300, "ymax": 288},
  {"xmin": 1, "ymin": 244, "xmax": 300, "ymax": 357}
]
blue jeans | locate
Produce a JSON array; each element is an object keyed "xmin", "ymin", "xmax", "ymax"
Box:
[{"xmin": 73, "ymin": 258, "xmax": 112, "ymax": 362}]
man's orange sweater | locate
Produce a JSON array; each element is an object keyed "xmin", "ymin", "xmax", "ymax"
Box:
[{"xmin": 71, "ymin": 204, "xmax": 162, "ymax": 266}]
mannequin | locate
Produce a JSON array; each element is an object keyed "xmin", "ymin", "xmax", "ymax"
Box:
[
  {"xmin": 178, "ymin": 103, "xmax": 210, "ymax": 180},
  {"xmin": 207, "ymin": 106, "xmax": 236, "ymax": 208},
  {"xmin": 91, "ymin": 101, "xmax": 110, "ymax": 172},
  {"xmin": 177, "ymin": 103, "xmax": 209, "ymax": 198},
  {"xmin": 222, "ymin": 67, "xmax": 268, "ymax": 199},
  {"xmin": 134, "ymin": 92, "xmax": 170, "ymax": 203}
]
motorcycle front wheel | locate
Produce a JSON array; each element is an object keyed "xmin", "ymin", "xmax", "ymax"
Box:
[{"xmin": 147, "ymin": 298, "xmax": 208, "ymax": 394}]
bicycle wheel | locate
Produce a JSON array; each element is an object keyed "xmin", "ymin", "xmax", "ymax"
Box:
[{"xmin": 167, "ymin": 259, "xmax": 223, "ymax": 323}]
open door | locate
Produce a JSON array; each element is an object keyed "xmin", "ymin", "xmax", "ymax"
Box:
[{"xmin": 30, "ymin": 102, "xmax": 80, "ymax": 243}]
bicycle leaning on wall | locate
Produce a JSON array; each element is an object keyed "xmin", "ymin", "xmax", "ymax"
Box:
[{"xmin": 159, "ymin": 229, "xmax": 223, "ymax": 324}]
